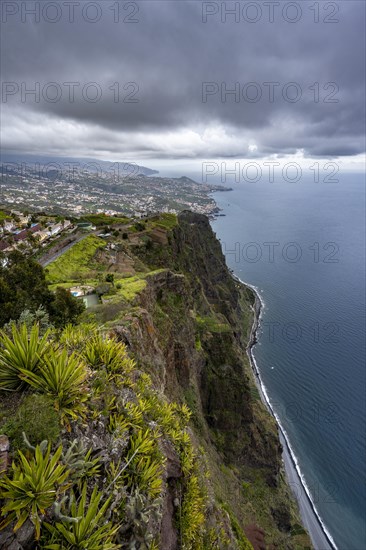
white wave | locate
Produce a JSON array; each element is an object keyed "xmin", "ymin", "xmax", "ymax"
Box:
[{"xmin": 238, "ymin": 276, "xmax": 338, "ymax": 550}]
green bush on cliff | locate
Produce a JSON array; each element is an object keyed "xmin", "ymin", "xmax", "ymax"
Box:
[
  {"xmin": 1, "ymin": 394, "xmax": 60, "ymax": 452},
  {"xmin": 123, "ymin": 428, "xmax": 164, "ymax": 498},
  {"xmin": 83, "ymin": 333, "xmax": 135, "ymax": 376}
]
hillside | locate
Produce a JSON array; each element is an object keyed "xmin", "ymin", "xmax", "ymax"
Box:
[{"xmin": 0, "ymin": 212, "xmax": 311, "ymax": 549}]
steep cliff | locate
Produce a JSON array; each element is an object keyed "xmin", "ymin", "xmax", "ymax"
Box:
[
  {"xmin": 105, "ymin": 211, "xmax": 311, "ymax": 548},
  {"xmin": 0, "ymin": 211, "xmax": 311, "ymax": 549}
]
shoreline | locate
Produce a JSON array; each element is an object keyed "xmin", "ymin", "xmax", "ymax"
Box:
[{"xmin": 234, "ymin": 275, "xmax": 337, "ymax": 550}]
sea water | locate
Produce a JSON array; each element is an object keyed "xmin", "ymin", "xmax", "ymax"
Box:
[{"xmin": 209, "ymin": 174, "xmax": 366, "ymax": 550}]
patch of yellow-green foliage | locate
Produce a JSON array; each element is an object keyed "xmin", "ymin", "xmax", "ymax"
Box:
[
  {"xmin": 46, "ymin": 235, "xmax": 106, "ymax": 284},
  {"xmin": 113, "ymin": 276, "xmax": 147, "ymax": 302},
  {"xmin": 0, "ymin": 211, "xmax": 11, "ymax": 222},
  {"xmin": 195, "ymin": 314, "xmax": 232, "ymax": 334},
  {"xmin": 81, "ymin": 214, "xmax": 130, "ymax": 226},
  {"xmin": 104, "ymin": 270, "xmax": 167, "ymax": 303},
  {"xmin": 150, "ymin": 213, "xmax": 177, "ymax": 230}
]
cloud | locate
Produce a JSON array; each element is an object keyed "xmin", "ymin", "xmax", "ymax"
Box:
[{"xmin": 1, "ymin": 1, "xmax": 365, "ymax": 160}]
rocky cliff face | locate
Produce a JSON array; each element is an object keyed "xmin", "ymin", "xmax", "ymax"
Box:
[
  {"xmin": 0, "ymin": 211, "xmax": 311, "ymax": 550},
  {"xmin": 110, "ymin": 211, "xmax": 311, "ymax": 549}
]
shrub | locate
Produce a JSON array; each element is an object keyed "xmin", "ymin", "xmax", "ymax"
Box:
[
  {"xmin": 0, "ymin": 443, "xmax": 69, "ymax": 540},
  {"xmin": 123, "ymin": 489, "xmax": 162, "ymax": 548},
  {"xmin": 20, "ymin": 349, "xmax": 88, "ymax": 423},
  {"xmin": 2, "ymin": 394, "xmax": 60, "ymax": 451},
  {"xmin": 0, "ymin": 323, "xmax": 50, "ymax": 391},
  {"xmin": 3, "ymin": 306, "xmax": 53, "ymax": 336},
  {"xmin": 105, "ymin": 273, "xmax": 115, "ymax": 284}
]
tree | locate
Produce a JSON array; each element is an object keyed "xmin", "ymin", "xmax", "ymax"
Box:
[
  {"xmin": 50, "ymin": 287, "xmax": 85, "ymax": 328},
  {"xmin": 0, "ymin": 251, "xmax": 54, "ymax": 326},
  {"xmin": 0, "ymin": 253, "xmax": 84, "ymax": 328}
]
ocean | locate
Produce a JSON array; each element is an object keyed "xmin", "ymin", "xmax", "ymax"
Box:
[{"xmin": 207, "ymin": 174, "xmax": 366, "ymax": 550}]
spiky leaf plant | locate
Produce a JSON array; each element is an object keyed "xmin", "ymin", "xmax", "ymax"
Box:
[
  {"xmin": 0, "ymin": 323, "xmax": 50, "ymax": 391},
  {"xmin": 19, "ymin": 348, "xmax": 88, "ymax": 423},
  {"xmin": 43, "ymin": 484, "xmax": 121, "ymax": 549},
  {"xmin": 83, "ymin": 333, "xmax": 135, "ymax": 376},
  {"xmin": 180, "ymin": 474, "xmax": 206, "ymax": 550},
  {"xmin": 124, "ymin": 429, "xmax": 165, "ymax": 499},
  {"xmin": 0, "ymin": 443, "xmax": 69, "ymax": 540},
  {"xmin": 59, "ymin": 323, "xmax": 98, "ymax": 353}
]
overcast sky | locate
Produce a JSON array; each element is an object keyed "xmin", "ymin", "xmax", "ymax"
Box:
[{"xmin": 1, "ymin": 0, "xmax": 365, "ymax": 166}]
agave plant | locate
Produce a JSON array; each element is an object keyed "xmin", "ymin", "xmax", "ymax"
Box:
[
  {"xmin": 59, "ymin": 323, "xmax": 98, "ymax": 352},
  {"xmin": 43, "ymin": 484, "xmax": 121, "ymax": 549},
  {"xmin": 83, "ymin": 334, "xmax": 135, "ymax": 375},
  {"xmin": 0, "ymin": 443, "xmax": 69, "ymax": 540},
  {"xmin": 20, "ymin": 348, "xmax": 88, "ymax": 423},
  {"xmin": 0, "ymin": 323, "xmax": 50, "ymax": 391}
]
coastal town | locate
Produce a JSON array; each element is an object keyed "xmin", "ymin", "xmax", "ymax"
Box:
[{"xmin": 0, "ymin": 161, "xmax": 228, "ymax": 218}]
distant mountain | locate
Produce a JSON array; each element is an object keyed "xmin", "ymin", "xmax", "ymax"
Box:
[{"xmin": 0, "ymin": 153, "xmax": 158, "ymax": 177}]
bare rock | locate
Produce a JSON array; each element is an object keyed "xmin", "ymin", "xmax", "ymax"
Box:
[{"xmin": 0, "ymin": 434, "xmax": 10, "ymax": 475}]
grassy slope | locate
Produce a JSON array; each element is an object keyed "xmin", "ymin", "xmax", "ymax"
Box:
[{"xmin": 45, "ymin": 235, "xmax": 106, "ymax": 284}]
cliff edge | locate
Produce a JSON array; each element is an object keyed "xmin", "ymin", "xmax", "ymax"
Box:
[{"xmin": 0, "ymin": 211, "xmax": 311, "ymax": 549}]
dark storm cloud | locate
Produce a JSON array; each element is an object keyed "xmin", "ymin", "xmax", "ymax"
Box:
[{"xmin": 1, "ymin": 0, "xmax": 365, "ymax": 159}]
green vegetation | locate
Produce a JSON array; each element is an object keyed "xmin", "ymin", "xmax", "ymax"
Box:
[
  {"xmin": 0, "ymin": 324, "xmax": 50, "ymax": 391},
  {"xmin": 51, "ymin": 287, "xmax": 85, "ymax": 327},
  {"xmin": 0, "ymin": 251, "xmax": 54, "ymax": 327},
  {"xmin": 43, "ymin": 484, "xmax": 120, "ymax": 549},
  {"xmin": 181, "ymin": 472, "xmax": 206, "ymax": 548},
  {"xmin": 0, "ymin": 211, "xmax": 11, "ymax": 222},
  {"xmin": 101, "ymin": 271, "xmax": 167, "ymax": 306},
  {"xmin": 0, "ymin": 211, "xmax": 310, "ymax": 549},
  {"xmin": 81, "ymin": 213, "xmax": 129, "ymax": 226},
  {"xmin": 0, "ymin": 443, "xmax": 69, "ymax": 539},
  {"xmin": 195, "ymin": 314, "xmax": 232, "ymax": 334},
  {"xmin": 0, "ymin": 251, "xmax": 84, "ymax": 328},
  {"xmin": 46, "ymin": 235, "xmax": 106, "ymax": 284},
  {"xmin": 21, "ymin": 348, "xmax": 88, "ymax": 424},
  {"xmin": 1, "ymin": 394, "xmax": 60, "ymax": 452},
  {"xmin": 105, "ymin": 275, "xmax": 147, "ymax": 302},
  {"xmin": 150, "ymin": 212, "xmax": 177, "ymax": 230}
]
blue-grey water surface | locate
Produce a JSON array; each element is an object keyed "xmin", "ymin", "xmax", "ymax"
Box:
[{"xmin": 208, "ymin": 174, "xmax": 365, "ymax": 550}]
